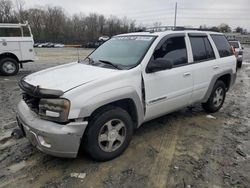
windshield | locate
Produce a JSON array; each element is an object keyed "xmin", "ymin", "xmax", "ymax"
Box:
[
  {"xmin": 87, "ymin": 36, "xmax": 156, "ymax": 69},
  {"xmin": 229, "ymin": 41, "xmax": 239, "ymax": 48}
]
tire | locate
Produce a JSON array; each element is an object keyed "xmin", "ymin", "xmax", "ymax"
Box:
[
  {"xmin": 202, "ymin": 80, "xmax": 226, "ymax": 113},
  {"xmin": 237, "ymin": 60, "xmax": 242, "ymax": 68},
  {"xmin": 84, "ymin": 106, "xmax": 134, "ymax": 161},
  {"xmin": 0, "ymin": 57, "xmax": 19, "ymax": 76}
]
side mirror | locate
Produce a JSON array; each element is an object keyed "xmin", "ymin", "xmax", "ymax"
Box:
[
  {"xmin": 242, "ymin": 47, "xmax": 244, "ymax": 50},
  {"xmin": 146, "ymin": 58, "xmax": 173, "ymax": 73}
]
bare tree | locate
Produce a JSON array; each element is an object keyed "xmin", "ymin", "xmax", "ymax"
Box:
[
  {"xmin": 218, "ymin": 23, "xmax": 231, "ymax": 33},
  {"xmin": 15, "ymin": 0, "xmax": 25, "ymax": 22},
  {"xmin": 0, "ymin": 2, "xmax": 139, "ymax": 43},
  {"xmin": 235, "ymin": 26, "xmax": 243, "ymax": 34},
  {"xmin": 0, "ymin": 0, "xmax": 17, "ymax": 22},
  {"xmin": 43, "ymin": 6, "xmax": 67, "ymax": 42}
]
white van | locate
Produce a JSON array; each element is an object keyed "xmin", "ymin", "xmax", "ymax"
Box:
[{"xmin": 0, "ymin": 22, "xmax": 35, "ymax": 76}]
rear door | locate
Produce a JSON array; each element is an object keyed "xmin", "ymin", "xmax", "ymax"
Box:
[
  {"xmin": 143, "ymin": 34, "xmax": 193, "ymax": 121},
  {"xmin": 187, "ymin": 33, "xmax": 217, "ymax": 103},
  {"xmin": 19, "ymin": 26, "xmax": 35, "ymax": 61},
  {"xmin": 210, "ymin": 34, "xmax": 236, "ymax": 72}
]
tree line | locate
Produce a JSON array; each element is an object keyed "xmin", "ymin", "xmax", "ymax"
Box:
[
  {"xmin": 0, "ymin": 0, "xmax": 248, "ymax": 44},
  {"xmin": 0, "ymin": 0, "xmax": 137, "ymax": 43},
  {"xmin": 199, "ymin": 24, "xmax": 248, "ymax": 34}
]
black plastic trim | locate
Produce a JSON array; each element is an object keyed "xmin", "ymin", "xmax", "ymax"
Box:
[{"xmin": 188, "ymin": 33, "xmax": 208, "ymax": 37}]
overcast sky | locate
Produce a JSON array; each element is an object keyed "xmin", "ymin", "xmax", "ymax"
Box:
[{"xmin": 23, "ymin": 0, "xmax": 250, "ymax": 31}]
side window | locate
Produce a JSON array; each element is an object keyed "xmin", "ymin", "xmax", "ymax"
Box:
[
  {"xmin": 190, "ymin": 36, "xmax": 215, "ymax": 62},
  {"xmin": 22, "ymin": 26, "xmax": 31, "ymax": 37},
  {"xmin": 0, "ymin": 28, "xmax": 22, "ymax": 37},
  {"xmin": 190, "ymin": 37, "xmax": 207, "ymax": 61},
  {"xmin": 211, "ymin": 35, "xmax": 233, "ymax": 57},
  {"xmin": 154, "ymin": 36, "xmax": 187, "ymax": 66},
  {"xmin": 203, "ymin": 37, "xmax": 215, "ymax": 59}
]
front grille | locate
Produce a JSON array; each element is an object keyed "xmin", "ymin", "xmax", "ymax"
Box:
[
  {"xmin": 22, "ymin": 93, "xmax": 40, "ymax": 114},
  {"xmin": 238, "ymin": 51, "xmax": 243, "ymax": 55}
]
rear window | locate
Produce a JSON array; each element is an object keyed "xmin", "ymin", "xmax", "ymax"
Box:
[
  {"xmin": 0, "ymin": 28, "xmax": 22, "ymax": 37},
  {"xmin": 211, "ymin": 35, "xmax": 233, "ymax": 57},
  {"xmin": 229, "ymin": 41, "xmax": 239, "ymax": 48},
  {"xmin": 190, "ymin": 36, "xmax": 215, "ymax": 62}
]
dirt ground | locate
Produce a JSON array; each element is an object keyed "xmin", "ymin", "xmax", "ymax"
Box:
[{"xmin": 0, "ymin": 47, "xmax": 250, "ymax": 188}]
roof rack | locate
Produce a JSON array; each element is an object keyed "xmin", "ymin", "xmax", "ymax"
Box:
[
  {"xmin": 0, "ymin": 21, "xmax": 29, "ymax": 28},
  {"xmin": 143, "ymin": 26, "xmax": 219, "ymax": 33}
]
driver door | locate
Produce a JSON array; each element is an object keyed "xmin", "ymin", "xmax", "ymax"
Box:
[{"xmin": 143, "ymin": 34, "xmax": 193, "ymax": 121}]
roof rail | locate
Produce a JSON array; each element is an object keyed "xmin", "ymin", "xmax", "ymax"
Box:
[
  {"xmin": 142, "ymin": 26, "xmax": 219, "ymax": 33},
  {"xmin": 0, "ymin": 21, "xmax": 29, "ymax": 28}
]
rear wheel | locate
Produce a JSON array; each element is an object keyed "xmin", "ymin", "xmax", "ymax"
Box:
[
  {"xmin": 84, "ymin": 106, "xmax": 134, "ymax": 161},
  {"xmin": 202, "ymin": 80, "xmax": 226, "ymax": 113},
  {"xmin": 0, "ymin": 57, "xmax": 19, "ymax": 76}
]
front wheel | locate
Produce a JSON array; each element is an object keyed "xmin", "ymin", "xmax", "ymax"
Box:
[
  {"xmin": 84, "ymin": 107, "xmax": 134, "ymax": 161},
  {"xmin": 0, "ymin": 58, "xmax": 19, "ymax": 76},
  {"xmin": 202, "ymin": 80, "xmax": 226, "ymax": 113}
]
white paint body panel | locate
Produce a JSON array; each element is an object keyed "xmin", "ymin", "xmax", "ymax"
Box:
[
  {"xmin": 0, "ymin": 37, "xmax": 35, "ymax": 61},
  {"xmin": 24, "ymin": 62, "xmax": 119, "ymax": 91},
  {"xmin": 22, "ymin": 30, "xmax": 236, "ymax": 125}
]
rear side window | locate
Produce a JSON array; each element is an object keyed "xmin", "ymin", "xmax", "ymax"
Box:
[
  {"xmin": 153, "ymin": 36, "xmax": 187, "ymax": 66},
  {"xmin": 190, "ymin": 37, "xmax": 215, "ymax": 62},
  {"xmin": 0, "ymin": 28, "xmax": 22, "ymax": 37},
  {"xmin": 211, "ymin": 35, "xmax": 233, "ymax": 57}
]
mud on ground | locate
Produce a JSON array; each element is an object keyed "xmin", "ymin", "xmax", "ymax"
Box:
[{"xmin": 0, "ymin": 47, "xmax": 250, "ymax": 188}]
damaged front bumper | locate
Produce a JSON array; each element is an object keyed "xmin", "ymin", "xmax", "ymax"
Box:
[{"xmin": 16, "ymin": 100, "xmax": 88, "ymax": 158}]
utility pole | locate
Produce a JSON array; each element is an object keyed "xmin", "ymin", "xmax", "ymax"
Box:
[{"xmin": 174, "ymin": 2, "xmax": 177, "ymax": 28}]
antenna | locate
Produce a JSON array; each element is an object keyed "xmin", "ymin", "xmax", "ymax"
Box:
[
  {"xmin": 77, "ymin": 47, "xmax": 80, "ymax": 63},
  {"xmin": 174, "ymin": 2, "xmax": 177, "ymax": 28}
]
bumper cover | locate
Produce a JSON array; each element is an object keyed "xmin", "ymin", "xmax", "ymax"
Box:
[{"xmin": 17, "ymin": 100, "xmax": 88, "ymax": 158}]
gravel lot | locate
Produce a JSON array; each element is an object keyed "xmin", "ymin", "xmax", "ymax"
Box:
[{"xmin": 0, "ymin": 46, "xmax": 250, "ymax": 188}]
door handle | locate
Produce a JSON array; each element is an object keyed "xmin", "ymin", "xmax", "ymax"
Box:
[
  {"xmin": 183, "ymin": 72, "xmax": 191, "ymax": 77},
  {"xmin": 213, "ymin": 66, "xmax": 219, "ymax": 70}
]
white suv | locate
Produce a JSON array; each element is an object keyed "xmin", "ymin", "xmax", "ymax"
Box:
[
  {"xmin": 0, "ymin": 22, "xmax": 35, "ymax": 76},
  {"xmin": 16, "ymin": 29, "xmax": 236, "ymax": 161}
]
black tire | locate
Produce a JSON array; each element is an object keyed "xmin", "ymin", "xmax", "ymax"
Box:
[
  {"xmin": 0, "ymin": 57, "xmax": 19, "ymax": 76},
  {"xmin": 237, "ymin": 60, "xmax": 242, "ymax": 68},
  {"xmin": 202, "ymin": 80, "xmax": 226, "ymax": 113},
  {"xmin": 84, "ymin": 106, "xmax": 134, "ymax": 161}
]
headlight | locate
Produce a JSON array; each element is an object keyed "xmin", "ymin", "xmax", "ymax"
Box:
[{"xmin": 39, "ymin": 98, "xmax": 70, "ymax": 123}]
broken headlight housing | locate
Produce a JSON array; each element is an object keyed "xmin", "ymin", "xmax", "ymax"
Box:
[{"xmin": 39, "ymin": 98, "xmax": 70, "ymax": 123}]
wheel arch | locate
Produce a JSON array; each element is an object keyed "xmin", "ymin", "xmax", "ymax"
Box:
[
  {"xmin": 87, "ymin": 98, "xmax": 139, "ymax": 129},
  {"xmin": 217, "ymin": 74, "xmax": 231, "ymax": 91},
  {"xmin": 0, "ymin": 52, "xmax": 19, "ymax": 62},
  {"xmin": 202, "ymin": 69, "xmax": 234, "ymax": 103},
  {"xmin": 77, "ymin": 87, "xmax": 144, "ymax": 129}
]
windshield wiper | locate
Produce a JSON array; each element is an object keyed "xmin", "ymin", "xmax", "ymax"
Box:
[{"xmin": 98, "ymin": 60, "xmax": 121, "ymax": 70}]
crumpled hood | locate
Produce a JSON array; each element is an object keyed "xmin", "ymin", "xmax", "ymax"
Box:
[{"xmin": 23, "ymin": 62, "xmax": 117, "ymax": 92}]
